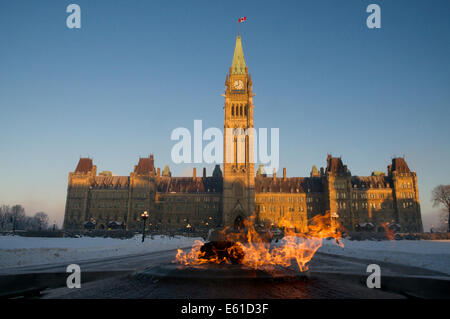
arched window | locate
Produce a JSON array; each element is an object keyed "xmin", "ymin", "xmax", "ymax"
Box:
[
  {"xmin": 231, "ymin": 105, "xmax": 234, "ymax": 116},
  {"xmin": 240, "ymin": 105, "xmax": 243, "ymax": 116}
]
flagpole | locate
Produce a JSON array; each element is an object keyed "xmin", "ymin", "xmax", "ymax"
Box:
[
  {"xmin": 238, "ymin": 18, "xmax": 240, "ymax": 36},
  {"xmin": 237, "ymin": 17, "xmax": 245, "ymax": 36}
]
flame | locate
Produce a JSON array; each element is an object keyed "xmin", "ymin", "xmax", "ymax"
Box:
[
  {"xmin": 175, "ymin": 212, "xmax": 343, "ymax": 272},
  {"xmin": 381, "ymin": 222, "xmax": 395, "ymax": 240}
]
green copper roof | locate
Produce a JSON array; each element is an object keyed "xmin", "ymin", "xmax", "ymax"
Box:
[{"xmin": 231, "ymin": 35, "xmax": 246, "ymax": 74}]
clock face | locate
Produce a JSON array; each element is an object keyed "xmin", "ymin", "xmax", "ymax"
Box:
[{"xmin": 233, "ymin": 80, "xmax": 244, "ymax": 90}]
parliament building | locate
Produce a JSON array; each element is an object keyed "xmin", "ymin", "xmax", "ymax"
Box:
[{"xmin": 63, "ymin": 36, "xmax": 423, "ymax": 233}]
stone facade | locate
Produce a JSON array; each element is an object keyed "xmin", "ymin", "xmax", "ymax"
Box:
[
  {"xmin": 253, "ymin": 156, "xmax": 423, "ymax": 233},
  {"xmin": 63, "ymin": 156, "xmax": 223, "ymax": 232},
  {"xmin": 63, "ymin": 35, "xmax": 423, "ymax": 233}
]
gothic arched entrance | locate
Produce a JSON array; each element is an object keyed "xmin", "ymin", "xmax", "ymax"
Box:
[{"xmin": 234, "ymin": 215, "xmax": 244, "ymax": 231}]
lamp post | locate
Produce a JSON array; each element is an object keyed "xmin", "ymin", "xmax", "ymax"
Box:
[
  {"xmin": 12, "ymin": 215, "xmax": 16, "ymax": 235},
  {"xmin": 141, "ymin": 211, "xmax": 149, "ymax": 243},
  {"xmin": 90, "ymin": 217, "xmax": 96, "ymax": 230},
  {"xmin": 186, "ymin": 223, "xmax": 192, "ymax": 234}
]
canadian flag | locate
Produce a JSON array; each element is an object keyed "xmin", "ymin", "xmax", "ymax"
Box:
[{"xmin": 238, "ymin": 17, "xmax": 247, "ymax": 23}]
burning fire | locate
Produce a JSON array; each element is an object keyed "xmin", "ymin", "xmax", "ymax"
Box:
[
  {"xmin": 175, "ymin": 212, "xmax": 343, "ymax": 272},
  {"xmin": 381, "ymin": 222, "xmax": 395, "ymax": 240}
]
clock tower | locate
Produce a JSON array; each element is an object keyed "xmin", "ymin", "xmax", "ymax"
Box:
[{"xmin": 222, "ymin": 35, "xmax": 255, "ymax": 228}]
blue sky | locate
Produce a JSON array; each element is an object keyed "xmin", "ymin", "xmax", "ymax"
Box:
[{"xmin": 0, "ymin": 0, "xmax": 449, "ymax": 229}]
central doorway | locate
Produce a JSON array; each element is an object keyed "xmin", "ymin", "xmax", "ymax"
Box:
[{"xmin": 234, "ymin": 215, "xmax": 244, "ymax": 231}]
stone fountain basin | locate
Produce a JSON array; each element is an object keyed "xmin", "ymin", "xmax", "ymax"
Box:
[{"xmin": 138, "ymin": 262, "xmax": 310, "ymax": 281}]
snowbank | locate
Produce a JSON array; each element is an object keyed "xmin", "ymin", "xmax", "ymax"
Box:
[
  {"xmin": 1, "ymin": 235, "xmax": 449, "ymax": 276},
  {"xmin": 319, "ymin": 239, "xmax": 450, "ymax": 275},
  {"xmin": 0, "ymin": 235, "xmax": 201, "ymax": 269}
]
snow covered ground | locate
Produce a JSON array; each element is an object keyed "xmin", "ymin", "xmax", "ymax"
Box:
[
  {"xmin": 0, "ymin": 235, "xmax": 449, "ymax": 276},
  {"xmin": 0, "ymin": 235, "xmax": 201, "ymax": 269},
  {"xmin": 319, "ymin": 239, "xmax": 450, "ymax": 276}
]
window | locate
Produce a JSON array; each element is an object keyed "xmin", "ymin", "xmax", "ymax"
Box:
[{"xmin": 231, "ymin": 105, "xmax": 234, "ymax": 116}]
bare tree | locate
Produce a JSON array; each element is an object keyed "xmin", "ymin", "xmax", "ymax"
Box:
[
  {"xmin": 0, "ymin": 205, "xmax": 10, "ymax": 230},
  {"xmin": 431, "ymin": 185, "xmax": 450, "ymax": 233},
  {"xmin": 0, "ymin": 205, "xmax": 52, "ymax": 231},
  {"xmin": 10, "ymin": 205, "xmax": 25, "ymax": 232}
]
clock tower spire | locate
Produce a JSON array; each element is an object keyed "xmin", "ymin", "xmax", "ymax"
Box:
[
  {"xmin": 231, "ymin": 35, "xmax": 246, "ymax": 75},
  {"xmin": 222, "ymin": 35, "xmax": 255, "ymax": 228}
]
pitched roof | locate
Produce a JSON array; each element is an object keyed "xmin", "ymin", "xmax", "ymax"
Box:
[
  {"xmin": 326, "ymin": 155, "xmax": 346, "ymax": 174},
  {"xmin": 391, "ymin": 158, "xmax": 411, "ymax": 173},
  {"xmin": 75, "ymin": 158, "xmax": 93, "ymax": 173},
  {"xmin": 93, "ymin": 176, "xmax": 129, "ymax": 188},
  {"xmin": 255, "ymin": 176, "xmax": 323, "ymax": 193},
  {"xmin": 157, "ymin": 176, "xmax": 222, "ymax": 193},
  {"xmin": 310, "ymin": 165, "xmax": 320, "ymax": 177},
  {"xmin": 134, "ymin": 155, "xmax": 155, "ymax": 175},
  {"xmin": 231, "ymin": 35, "xmax": 246, "ymax": 75},
  {"xmin": 351, "ymin": 175, "xmax": 390, "ymax": 188}
]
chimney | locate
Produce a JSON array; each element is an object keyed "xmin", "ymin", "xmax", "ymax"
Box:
[
  {"xmin": 273, "ymin": 168, "xmax": 276, "ymax": 181},
  {"xmin": 157, "ymin": 167, "xmax": 160, "ymax": 177},
  {"xmin": 203, "ymin": 167, "xmax": 206, "ymax": 179},
  {"xmin": 283, "ymin": 168, "xmax": 287, "ymax": 181},
  {"xmin": 193, "ymin": 168, "xmax": 196, "ymax": 179}
]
